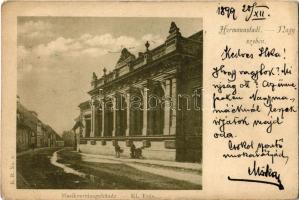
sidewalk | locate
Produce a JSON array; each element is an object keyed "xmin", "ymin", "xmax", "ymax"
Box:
[
  {"xmin": 17, "ymin": 147, "xmax": 64, "ymax": 157},
  {"xmin": 17, "ymin": 147, "xmax": 50, "ymax": 157},
  {"xmin": 79, "ymin": 152, "xmax": 202, "ymax": 172},
  {"xmin": 78, "ymin": 152, "xmax": 202, "ymax": 185}
]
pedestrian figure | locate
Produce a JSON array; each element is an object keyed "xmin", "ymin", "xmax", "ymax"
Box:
[
  {"xmin": 31, "ymin": 143, "xmax": 35, "ymax": 151},
  {"xmin": 115, "ymin": 143, "xmax": 121, "ymax": 158},
  {"xmin": 130, "ymin": 142, "xmax": 136, "ymax": 158},
  {"xmin": 135, "ymin": 147, "xmax": 143, "ymax": 159}
]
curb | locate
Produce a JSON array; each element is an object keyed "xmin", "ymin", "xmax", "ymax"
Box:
[{"xmin": 79, "ymin": 152, "xmax": 202, "ymax": 172}]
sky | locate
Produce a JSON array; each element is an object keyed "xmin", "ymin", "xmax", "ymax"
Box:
[{"xmin": 17, "ymin": 17, "xmax": 202, "ymax": 135}]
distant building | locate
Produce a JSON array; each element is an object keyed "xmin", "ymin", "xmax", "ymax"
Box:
[
  {"xmin": 77, "ymin": 22, "xmax": 202, "ymax": 162},
  {"xmin": 56, "ymin": 140, "xmax": 65, "ymax": 147}
]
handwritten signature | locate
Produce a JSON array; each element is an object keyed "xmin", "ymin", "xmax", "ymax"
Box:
[{"xmin": 228, "ymin": 160, "xmax": 284, "ymax": 190}]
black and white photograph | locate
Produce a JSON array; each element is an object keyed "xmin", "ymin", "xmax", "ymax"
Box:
[{"xmin": 16, "ymin": 17, "xmax": 203, "ymax": 190}]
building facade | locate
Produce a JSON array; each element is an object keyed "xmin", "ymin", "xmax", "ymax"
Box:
[
  {"xmin": 78, "ymin": 22, "xmax": 203, "ymax": 162},
  {"xmin": 17, "ymin": 96, "xmax": 61, "ymax": 152}
]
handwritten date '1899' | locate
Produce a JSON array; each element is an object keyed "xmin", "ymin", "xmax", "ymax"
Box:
[{"xmin": 217, "ymin": 2, "xmax": 270, "ymax": 21}]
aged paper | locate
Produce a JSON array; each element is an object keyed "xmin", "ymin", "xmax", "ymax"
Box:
[{"xmin": 1, "ymin": 1, "xmax": 298, "ymax": 199}]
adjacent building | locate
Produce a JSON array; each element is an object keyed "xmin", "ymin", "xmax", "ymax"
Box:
[
  {"xmin": 17, "ymin": 96, "xmax": 61, "ymax": 152},
  {"xmin": 77, "ymin": 22, "xmax": 202, "ymax": 162}
]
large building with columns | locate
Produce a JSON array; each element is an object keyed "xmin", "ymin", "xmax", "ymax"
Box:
[{"xmin": 77, "ymin": 22, "xmax": 202, "ymax": 163}]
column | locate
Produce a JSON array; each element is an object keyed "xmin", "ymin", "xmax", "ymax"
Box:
[
  {"xmin": 90, "ymin": 101, "xmax": 95, "ymax": 137},
  {"xmin": 74, "ymin": 129, "xmax": 79, "ymax": 151},
  {"xmin": 163, "ymin": 79, "xmax": 171, "ymax": 135},
  {"xmin": 125, "ymin": 92, "xmax": 130, "ymax": 136},
  {"xmin": 170, "ymin": 78, "xmax": 177, "ymax": 135},
  {"xmin": 94, "ymin": 104, "xmax": 98, "ymax": 137},
  {"xmin": 90, "ymin": 103, "xmax": 93, "ymax": 136},
  {"xmin": 142, "ymin": 87, "xmax": 148, "ymax": 136},
  {"xmin": 82, "ymin": 116, "xmax": 86, "ymax": 138},
  {"xmin": 101, "ymin": 100, "xmax": 105, "ymax": 137},
  {"xmin": 112, "ymin": 95, "xmax": 117, "ymax": 137}
]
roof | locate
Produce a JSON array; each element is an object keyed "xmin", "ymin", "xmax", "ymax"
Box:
[
  {"xmin": 84, "ymin": 22, "xmax": 203, "ymax": 106},
  {"xmin": 185, "ymin": 31, "xmax": 202, "ymax": 42},
  {"xmin": 17, "ymin": 103, "xmax": 39, "ymax": 131},
  {"xmin": 89, "ymin": 22, "xmax": 202, "ymax": 92},
  {"xmin": 78, "ymin": 100, "xmax": 91, "ymax": 110},
  {"xmin": 17, "ymin": 102, "xmax": 59, "ymax": 137}
]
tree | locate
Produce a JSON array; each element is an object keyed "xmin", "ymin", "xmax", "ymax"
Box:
[{"xmin": 61, "ymin": 130, "xmax": 75, "ymax": 147}]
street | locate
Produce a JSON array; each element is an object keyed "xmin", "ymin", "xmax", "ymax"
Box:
[{"xmin": 17, "ymin": 148, "xmax": 202, "ymax": 189}]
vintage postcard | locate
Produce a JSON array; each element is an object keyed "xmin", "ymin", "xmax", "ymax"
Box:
[{"xmin": 1, "ymin": 1, "xmax": 298, "ymax": 199}]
